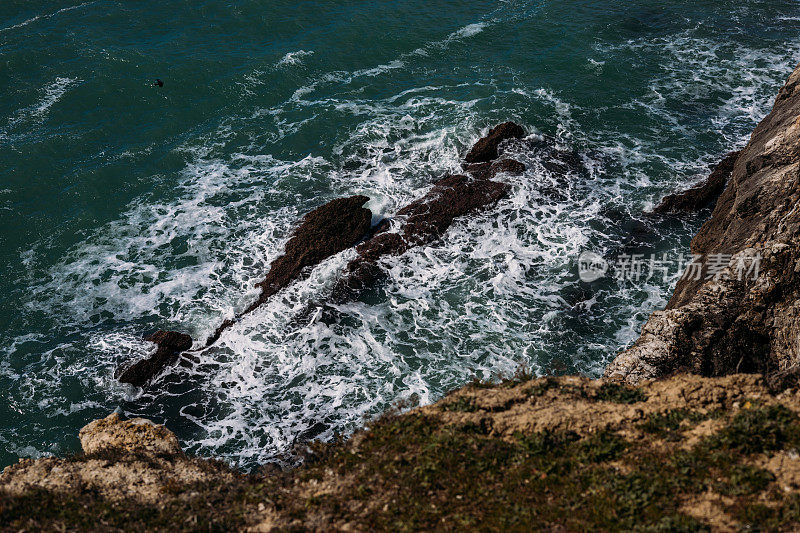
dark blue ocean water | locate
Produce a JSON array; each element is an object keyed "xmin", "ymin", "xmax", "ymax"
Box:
[{"xmin": 1, "ymin": 0, "xmax": 799, "ymax": 468}]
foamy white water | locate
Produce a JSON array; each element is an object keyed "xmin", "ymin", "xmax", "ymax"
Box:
[{"xmin": 4, "ymin": 1, "xmax": 800, "ymax": 468}]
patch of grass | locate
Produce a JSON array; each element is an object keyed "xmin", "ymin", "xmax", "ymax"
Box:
[
  {"xmin": 9, "ymin": 390, "xmax": 800, "ymax": 531},
  {"xmin": 524, "ymin": 377, "xmax": 588, "ymax": 399},
  {"xmin": 524, "ymin": 377, "xmax": 560, "ymax": 397},
  {"xmin": 643, "ymin": 514, "xmax": 711, "ymax": 532},
  {"xmin": 442, "ymin": 396, "xmax": 480, "ymax": 413},
  {"xmin": 467, "ymin": 365, "xmax": 535, "ymax": 390},
  {"xmin": 0, "ymin": 477, "xmax": 265, "ymax": 533},
  {"xmin": 639, "ymin": 409, "xmax": 707, "ymax": 441},
  {"xmin": 518, "ymin": 430, "xmax": 580, "ymax": 456},
  {"xmin": 577, "ymin": 431, "xmax": 628, "ymax": 463},
  {"xmin": 715, "ymin": 464, "xmax": 775, "ymax": 496},
  {"xmin": 594, "ymin": 382, "xmax": 647, "ymax": 404},
  {"xmin": 291, "ymin": 413, "xmax": 725, "ymax": 531},
  {"xmin": 706, "ymin": 403, "xmax": 800, "ymax": 454}
]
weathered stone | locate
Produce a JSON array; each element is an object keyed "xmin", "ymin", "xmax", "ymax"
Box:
[
  {"xmin": 79, "ymin": 412, "xmax": 182, "ymax": 456},
  {"xmin": 653, "ymin": 151, "xmax": 741, "ymax": 213},
  {"xmin": 464, "ymin": 122, "xmax": 526, "ymax": 163},
  {"xmin": 115, "ymin": 330, "xmax": 193, "ymax": 387},
  {"xmin": 606, "ymin": 63, "xmax": 800, "ymax": 384},
  {"xmin": 463, "ymin": 158, "xmax": 526, "ymax": 180},
  {"xmin": 0, "ymin": 413, "xmax": 236, "ymax": 505},
  {"xmin": 204, "ymin": 195, "xmax": 372, "ymax": 346},
  {"xmin": 332, "ymin": 175, "xmax": 510, "ymax": 302}
]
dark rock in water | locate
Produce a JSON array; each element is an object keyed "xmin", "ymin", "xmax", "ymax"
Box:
[
  {"xmin": 463, "ymin": 158, "xmax": 526, "ymax": 180},
  {"xmin": 116, "ymin": 330, "xmax": 193, "ymax": 387},
  {"xmin": 652, "ymin": 151, "xmax": 740, "ymax": 213},
  {"xmin": 332, "ymin": 175, "xmax": 511, "ymax": 302},
  {"xmin": 251, "ymin": 195, "xmax": 373, "ymax": 303},
  {"xmin": 205, "ymin": 195, "xmax": 373, "ymax": 346},
  {"xmin": 464, "ymin": 122, "xmax": 526, "ymax": 164}
]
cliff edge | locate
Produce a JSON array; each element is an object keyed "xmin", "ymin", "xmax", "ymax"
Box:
[{"xmin": 606, "ymin": 63, "xmax": 800, "ymax": 385}]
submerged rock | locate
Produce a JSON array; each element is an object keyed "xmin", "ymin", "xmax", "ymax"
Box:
[
  {"xmin": 464, "ymin": 122, "xmax": 526, "ymax": 163},
  {"xmin": 332, "ymin": 174, "xmax": 511, "ymax": 301},
  {"xmin": 115, "ymin": 330, "xmax": 193, "ymax": 387},
  {"xmin": 653, "ymin": 151, "xmax": 741, "ymax": 213}
]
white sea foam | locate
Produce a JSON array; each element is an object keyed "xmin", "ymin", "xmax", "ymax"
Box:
[
  {"xmin": 0, "ymin": 2, "xmax": 93, "ymax": 34},
  {"xmin": 7, "ymin": 7, "xmax": 800, "ymax": 468},
  {"xmin": 450, "ymin": 22, "xmax": 487, "ymax": 40},
  {"xmin": 277, "ymin": 50, "xmax": 314, "ymax": 67},
  {"xmin": 2, "ymin": 77, "xmax": 79, "ymax": 139}
]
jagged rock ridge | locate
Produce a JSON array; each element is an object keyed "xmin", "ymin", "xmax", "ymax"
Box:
[{"xmin": 117, "ymin": 124, "xmax": 526, "ymax": 386}]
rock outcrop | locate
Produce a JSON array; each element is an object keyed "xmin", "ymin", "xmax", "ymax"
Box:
[
  {"xmin": 116, "ymin": 197, "xmax": 373, "ymax": 385},
  {"xmin": 652, "ymin": 150, "xmax": 741, "ymax": 213},
  {"xmin": 79, "ymin": 412, "xmax": 183, "ymax": 456},
  {"xmin": 116, "ymin": 330, "xmax": 193, "ymax": 387},
  {"xmin": 0, "ymin": 413, "xmax": 236, "ymax": 506},
  {"xmin": 332, "ymin": 174, "xmax": 513, "ymax": 301},
  {"xmin": 205, "ymin": 195, "xmax": 373, "ymax": 345},
  {"xmin": 7, "ymin": 61, "xmax": 800, "ymax": 533},
  {"xmin": 7, "ymin": 375, "xmax": 800, "ymax": 531},
  {"xmin": 331, "ymin": 123, "xmax": 525, "ymax": 302},
  {"xmin": 462, "ymin": 157, "xmax": 527, "ymax": 180},
  {"xmin": 606, "ymin": 63, "xmax": 800, "ymax": 384},
  {"xmin": 464, "ymin": 121, "xmax": 526, "ymax": 163},
  {"xmin": 117, "ymin": 124, "xmax": 526, "ymax": 386}
]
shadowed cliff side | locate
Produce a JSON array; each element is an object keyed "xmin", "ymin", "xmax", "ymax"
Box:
[{"xmin": 606, "ymin": 62, "xmax": 800, "ymax": 385}]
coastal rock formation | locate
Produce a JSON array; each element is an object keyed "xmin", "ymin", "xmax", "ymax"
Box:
[
  {"xmin": 331, "ymin": 125, "xmax": 526, "ymax": 302},
  {"xmin": 606, "ymin": 63, "xmax": 800, "ymax": 384},
  {"xmin": 116, "ymin": 330, "xmax": 193, "ymax": 387},
  {"xmin": 462, "ymin": 157, "xmax": 527, "ymax": 180},
  {"xmin": 116, "ymin": 124, "xmax": 528, "ymax": 384},
  {"xmin": 0, "ymin": 413, "xmax": 237, "ymax": 507},
  {"xmin": 464, "ymin": 121, "xmax": 526, "ymax": 163},
  {"xmin": 251, "ymin": 195, "xmax": 373, "ymax": 305},
  {"xmin": 116, "ymin": 197, "xmax": 373, "ymax": 385},
  {"xmin": 332, "ymin": 175, "xmax": 512, "ymax": 301},
  {"xmin": 653, "ymin": 151, "xmax": 741, "ymax": 213},
  {"xmin": 79, "ymin": 412, "xmax": 183, "ymax": 456},
  {"xmin": 206, "ymin": 195, "xmax": 373, "ymax": 345}
]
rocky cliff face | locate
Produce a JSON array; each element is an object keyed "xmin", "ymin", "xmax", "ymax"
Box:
[{"xmin": 606, "ymin": 63, "xmax": 800, "ymax": 385}]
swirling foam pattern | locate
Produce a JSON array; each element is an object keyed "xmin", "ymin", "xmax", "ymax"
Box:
[{"xmin": 1, "ymin": 0, "xmax": 799, "ymax": 468}]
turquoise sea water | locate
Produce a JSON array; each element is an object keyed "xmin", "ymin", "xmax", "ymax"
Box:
[{"xmin": 1, "ymin": 0, "xmax": 799, "ymax": 469}]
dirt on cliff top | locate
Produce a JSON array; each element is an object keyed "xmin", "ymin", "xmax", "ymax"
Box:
[{"xmin": 5, "ymin": 373, "xmax": 800, "ymax": 532}]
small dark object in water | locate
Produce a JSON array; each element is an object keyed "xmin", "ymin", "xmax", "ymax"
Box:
[{"xmin": 154, "ymin": 79, "xmax": 164, "ymax": 87}]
